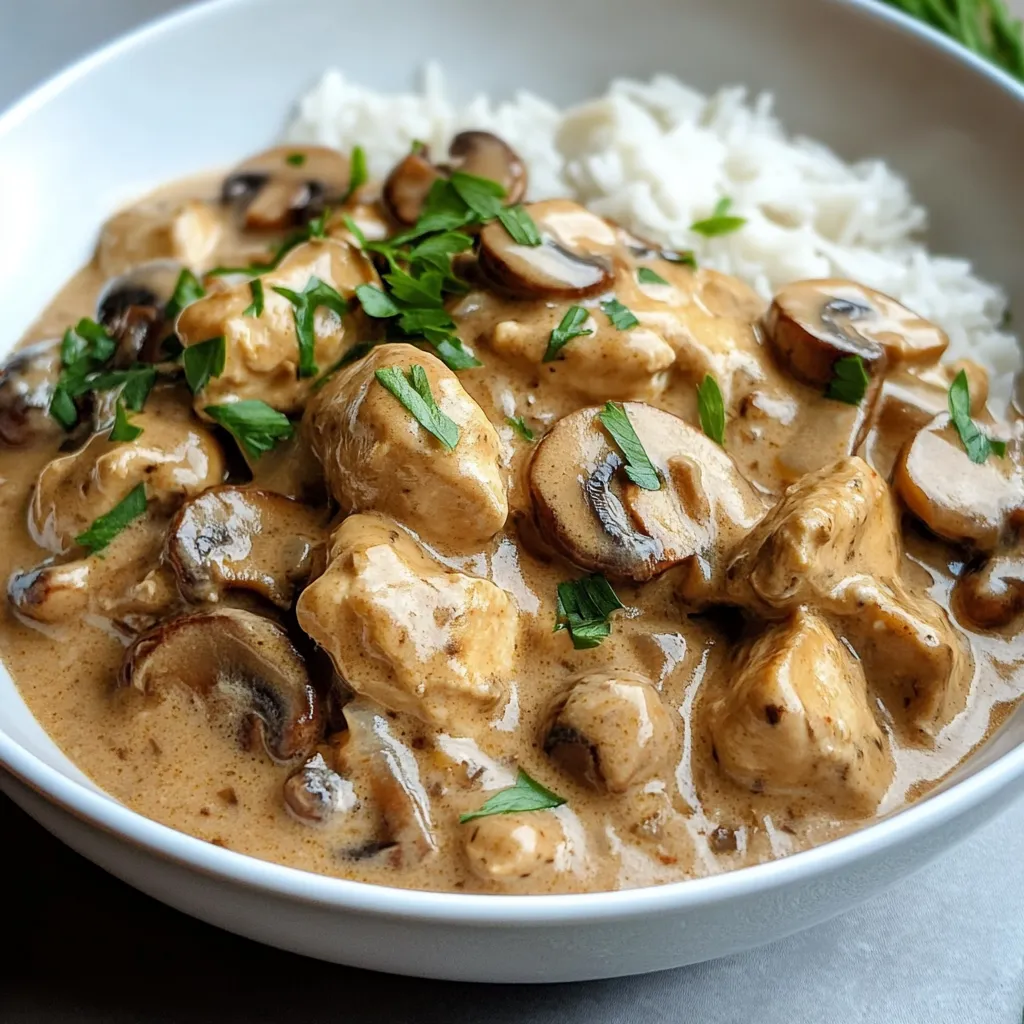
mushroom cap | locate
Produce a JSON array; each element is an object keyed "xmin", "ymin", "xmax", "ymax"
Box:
[
  {"xmin": 283, "ymin": 751, "xmax": 356, "ymax": 824},
  {"xmin": 542, "ymin": 672, "xmax": 676, "ymax": 793},
  {"xmin": 0, "ymin": 339, "xmax": 64, "ymax": 447},
  {"xmin": 529, "ymin": 402, "xmax": 764, "ymax": 586},
  {"xmin": 221, "ymin": 145, "xmax": 352, "ymax": 231},
  {"xmin": 478, "ymin": 200, "xmax": 618, "ymax": 299},
  {"xmin": 120, "ymin": 607, "xmax": 323, "ymax": 763},
  {"xmin": 893, "ymin": 416, "xmax": 1024, "ymax": 551},
  {"xmin": 96, "ymin": 260, "xmax": 181, "ymax": 365},
  {"xmin": 953, "ymin": 553, "xmax": 1024, "ymax": 630},
  {"xmin": 448, "ymin": 131, "xmax": 527, "ymax": 205},
  {"xmin": 765, "ymin": 279, "xmax": 948, "ymax": 388},
  {"xmin": 166, "ymin": 485, "xmax": 327, "ymax": 608}
]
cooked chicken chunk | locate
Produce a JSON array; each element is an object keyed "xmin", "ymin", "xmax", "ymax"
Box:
[
  {"xmin": 29, "ymin": 390, "xmax": 225, "ymax": 553},
  {"xmin": 462, "ymin": 812, "xmax": 569, "ymax": 886},
  {"xmin": 306, "ymin": 343, "xmax": 508, "ymax": 548},
  {"xmin": 177, "ymin": 238, "xmax": 378, "ymax": 416},
  {"xmin": 97, "ymin": 199, "xmax": 222, "ymax": 277},
  {"xmin": 705, "ymin": 609, "xmax": 893, "ymax": 815},
  {"xmin": 296, "ymin": 514, "xmax": 518, "ymax": 732}
]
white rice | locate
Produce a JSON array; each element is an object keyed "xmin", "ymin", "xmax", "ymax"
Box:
[{"xmin": 285, "ymin": 65, "xmax": 1019, "ymax": 398}]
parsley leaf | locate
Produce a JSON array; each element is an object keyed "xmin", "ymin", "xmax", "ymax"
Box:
[
  {"xmin": 108, "ymin": 399, "xmax": 142, "ymax": 442},
  {"xmin": 242, "ymin": 279, "xmax": 264, "ymax": 318},
  {"xmin": 600, "ymin": 298, "xmax": 639, "ymax": 331},
  {"xmin": 543, "ymin": 306, "xmax": 593, "ymax": 362},
  {"xmin": 344, "ymin": 144, "xmax": 368, "ymax": 201},
  {"xmin": 272, "ymin": 276, "xmax": 348, "ymax": 378},
  {"xmin": 285, "ymin": 152, "xmax": 306, "ymax": 166},
  {"xmin": 375, "ymin": 364, "xmax": 460, "ymax": 451},
  {"xmin": 427, "ymin": 333, "xmax": 482, "ymax": 370},
  {"xmin": 697, "ymin": 374, "xmax": 726, "ymax": 446},
  {"xmin": 826, "ymin": 354, "xmax": 871, "ymax": 406},
  {"xmin": 497, "ymin": 205, "xmax": 542, "ymax": 246},
  {"xmin": 182, "ymin": 336, "xmax": 226, "ymax": 394},
  {"xmin": 690, "ymin": 197, "xmax": 747, "ymax": 237},
  {"xmin": 355, "ymin": 284, "xmax": 401, "ymax": 319},
  {"xmin": 408, "ymin": 231, "xmax": 474, "ymax": 267},
  {"xmin": 205, "ymin": 400, "xmax": 294, "ymax": 458},
  {"xmin": 459, "ymin": 769, "xmax": 566, "ymax": 824},
  {"xmin": 88, "ymin": 365, "xmax": 157, "ymax": 411},
  {"xmin": 637, "ymin": 266, "xmax": 670, "ymax": 286},
  {"xmin": 598, "ymin": 402, "xmax": 661, "ymax": 490},
  {"xmin": 48, "ymin": 388, "xmax": 78, "ymax": 430},
  {"xmin": 554, "ymin": 574, "xmax": 624, "ymax": 649},
  {"xmin": 449, "ymin": 170, "xmax": 506, "ymax": 220},
  {"xmin": 75, "ymin": 483, "xmax": 147, "ymax": 553},
  {"xmin": 948, "ymin": 369, "xmax": 1006, "ymax": 463},
  {"xmin": 165, "ymin": 269, "xmax": 205, "ymax": 321},
  {"xmin": 506, "ymin": 416, "xmax": 535, "ymax": 441},
  {"xmin": 49, "ymin": 318, "xmax": 118, "ymax": 428}
]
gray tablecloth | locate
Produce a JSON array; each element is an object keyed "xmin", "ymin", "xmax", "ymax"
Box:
[{"xmin": 2, "ymin": 3, "xmax": 1023, "ymax": 1020}]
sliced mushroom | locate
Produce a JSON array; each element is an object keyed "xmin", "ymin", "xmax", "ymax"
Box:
[
  {"xmin": 478, "ymin": 200, "xmax": 618, "ymax": 298},
  {"xmin": 893, "ymin": 416, "xmax": 1024, "ymax": 551},
  {"xmin": 120, "ymin": 607, "xmax": 323, "ymax": 763},
  {"xmin": 96, "ymin": 260, "xmax": 182, "ymax": 365},
  {"xmin": 338, "ymin": 698, "xmax": 437, "ymax": 865},
  {"xmin": 542, "ymin": 673, "xmax": 676, "ymax": 793},
  {"xmin": 381, "ymin": 132, "xmax": 526, "ymax": 226},
  {"xmin": 765, "ymin": 279, "xmax": 948, "ymax": 388},
  {"xmin": 283, "ymin": 750, "xmax": 357, "ymax": 823},
  {"xmin": 166, "ymin": 486, "xmax": 327, "ymax": 608},
  {"xmin": 462, "ymin": 812, "xmax": 568, "ymax": 885},
  {"xmin": 0, "ymin": 339, "xmax": 64, "ymax": 446},
  {"xmin": 954, "ymin": 552, "xmax": 1024, "ymax": 630},
  {"xmin": 221, "ymin": 146, "xmax": 352, "ymax": 231},
  {"xmin": 529, "ymin": 403, "xmax": 764, "ymax": 589}
]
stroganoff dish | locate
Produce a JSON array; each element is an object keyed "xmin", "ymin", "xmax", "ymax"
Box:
[{"xmin": 3, "ymin": 130, "xmax": 1023, "ymax": 894}]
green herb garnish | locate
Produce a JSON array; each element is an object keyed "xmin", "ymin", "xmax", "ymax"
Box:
[
  {"xmin": 600, "ymin": 298, "xmax": 639, "ymax": 331},
  {"xmin": 285, "ymin": 152, "xmax": 307, "ymax": 167},
  {"xmin": 598, "ymin": 401, "xmax": 661, "ymax": 490},
  {"xmin": 497, "ymin": 205, "xmax": 542, "ymax": 247},
  {"xmin": 637, "ymin": 267, "xmax": 670, "ymax": 286},
  {"xmin": 948, "ymin": 369, "xmax": 1006, "ymax": 463},
  {"xmin": 506, "ymin": 416, "xmax": 535, "ymax": 441},
  {"xmin": 182, "ymin": 336, "xmax": 226, "ymax": 394},
  {"xmin": 374, "ymin": 364, "xmax": 460, "ymax": 451},
  {"xmin": 49, "ymin": 318, "xmax": 118, "ymax": 428},
  {"xmin": 344, "ymin": 145, "xmax": 368, "ymax": 201},
  {"xmin": 355, "ymin": 284, "xmax": 401, "ymax": 318},
  {"xmin": 697, "ymin": 374, "xmax": 726, "ymax": 446},
  {"xmin": 449, "ymin": 170, "xmax": 506, "ymax": 220},
  {"xmin": 108, "ymin": 399, "xmax": 142, "ymax": 442},
  {"xmin": 88, "ymin": 365, "xmax": 157, "ymax": 411},
  {"xmin": 459, "ymin": 769, "xmax": 566, "ymax": 824},
  {"xmin": 75, "ymin": 483, "xmax": 147, "ymax": 554},
  {"xmin": 242, "ymin": 278, "xmax": 264, "ymax": 318},
  {"xmin": 205, "ymin": 400, "xmax": 294, "ymax": 458},
  {"xmin": 164, "ymin": 269, "xmax": 205, "ymax": 321},
  {"xmin": 555, "ymin": 574, "xmax": 624, "ymax": 650},
  {"xmin": 826, "ymin": 354, "xmax": 871, "ymax": 406},
  {"xmin": 272, "ymin": 277, "xmax": 348, "ymax": 378},
  {"xmin": 543, "ymin": 306, "xmax": 593, "ymax": 363},
  {"xmin": 690, "ymin": 197, "xmax": 747, "ymax": 237}
]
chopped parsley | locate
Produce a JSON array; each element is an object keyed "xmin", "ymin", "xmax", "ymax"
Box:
[
  {"xmin": 598, "ymin": 402, "xmax": 661, "ymax": 490},
  {"xmin": 459, "ymin": 769, "xmax": 566, "ymax": 823},
  {"xmin": 75, "ymin": 483, "xmax": 147, "ymax": 554},
  {"xmin": 697, "ymin": 374, "xmax": 726, "ymax": 446},
  {"xmin": 182, "ymin": 336, "xmax": 226, "ymax": 394},
  {"xmin": 826, "ymin": 354, "xmax": 871, "ymax": 406},
  {"xmin": 690, "ymin": 197, "xmax": 747, "ymax": 237},
  {"xmin": 543, "ymin": 306, "xmax": 593, "ymax": 363},
  {"xmin": 449, "ymin": 170, "xmax": 506, "ymax": 220},
  {"xmin": 242, "ymin": 279, "xmax": 264, "ymax": 318},
  {"xmin": 164, "ymin": 269, "xmax": 205, "ymax": 321},
  {"xmin": 506, "ymin": 416, "xmax": 535, "ymax": 441},
  {"xmin": 497, "ymin": 205, "xmax": 542, "ymax": 246},
  {"xmin": 948, "ymin": 369, "xmax": 1006, "ymax": 463},
  {"xmin": 108, "ymin": 399, "xmax": 142, "ymax": 442},
  {"xmin": 600, "ymin": 298, "xmax": 639, "ymax": 331},
  {"xmin": 555, "ymin": 574, "xmax": 624, "ymax": 650},
  {"xmin": 205, "ymin": 400, "xmax": 294, "ymax": 459},
  {"xmin": 374, "ymin": 364, "xmax": 460, "ymax": 451},
  {"xmin": 272, "ymin": 276, "xmax": 348, "ymax": 378},
  {"xmin": 637, "ymin": 266, "xmax": 670, "ymax": 286},
  {"xmin": 88, "ymin": 365, "xmax": 157, "ymax": 411},
  {"xmin": 49, "ymin": 318, "xmax": 118, "ymax": 429},
  {"xmin": 344, "ymin": 145, "xmax": 368, "ymax": 201},
  {"xmin": 285, "ymin": 152, "xmax": 307, "ymax": 167}
]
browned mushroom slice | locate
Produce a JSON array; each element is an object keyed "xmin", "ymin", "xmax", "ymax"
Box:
[
  {"xmin": 542, "ymin": 673, "xmax": 676, "ymax": 793},
  {"xmin": 381, "ymin": 147, "xmax": 444, "ymax": 226},
  {"xmin": 765, "ymin": 279, "xmax": 948, "ymax": 388},
  {"xmin": 0, "ymin": 339, "xmax": 64, "ymax": 446},
  {"xmin": 96, "ymin": 260, "xmax": 182, "ymax": 364},
  {"xmin": 339, "ymin": 698, "xmax": 437, "ymax": 865},
  {"xmin": 221, "ymin": 145, "xmax": 352, "ymax": 231},
  {"xmin": 478, "ymin": 200, "xmax": 618, "ymax": 298},
  {"xmin": 166, "ymin": 486, "xmax": 327, "ymax": 608},
  {"xmin": 529, "ymin": 403, "xmax": 764, "ymax": 588},
  {"xmin": 893, "ymin": 416, "xmax": 1024, "ymax": 551},
  {"xmin": 954, "ymin": 552, "xmax": 1024, "ymax": 630},
  {"xmin": 120, "ymin": 607, "xmax": 323, "ymax": 763},
  {"xmin": 283, "ymin": 751, "xmax": 357, "ymax": 823}
]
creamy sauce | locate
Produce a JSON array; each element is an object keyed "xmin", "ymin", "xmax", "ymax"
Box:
[{"xmin": 3, "ymin": 148, "xmax": 1023, "ymax": 895}]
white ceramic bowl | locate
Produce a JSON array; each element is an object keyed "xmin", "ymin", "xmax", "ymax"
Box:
[{"xmin": 2, "ymin": 0, "xmax": 1024, "ymax": 984}]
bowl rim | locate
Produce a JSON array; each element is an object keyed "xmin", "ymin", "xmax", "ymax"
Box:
[{"xmin": 2, "ymin": 0, "xmax": 1024, "ymax": 925}]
